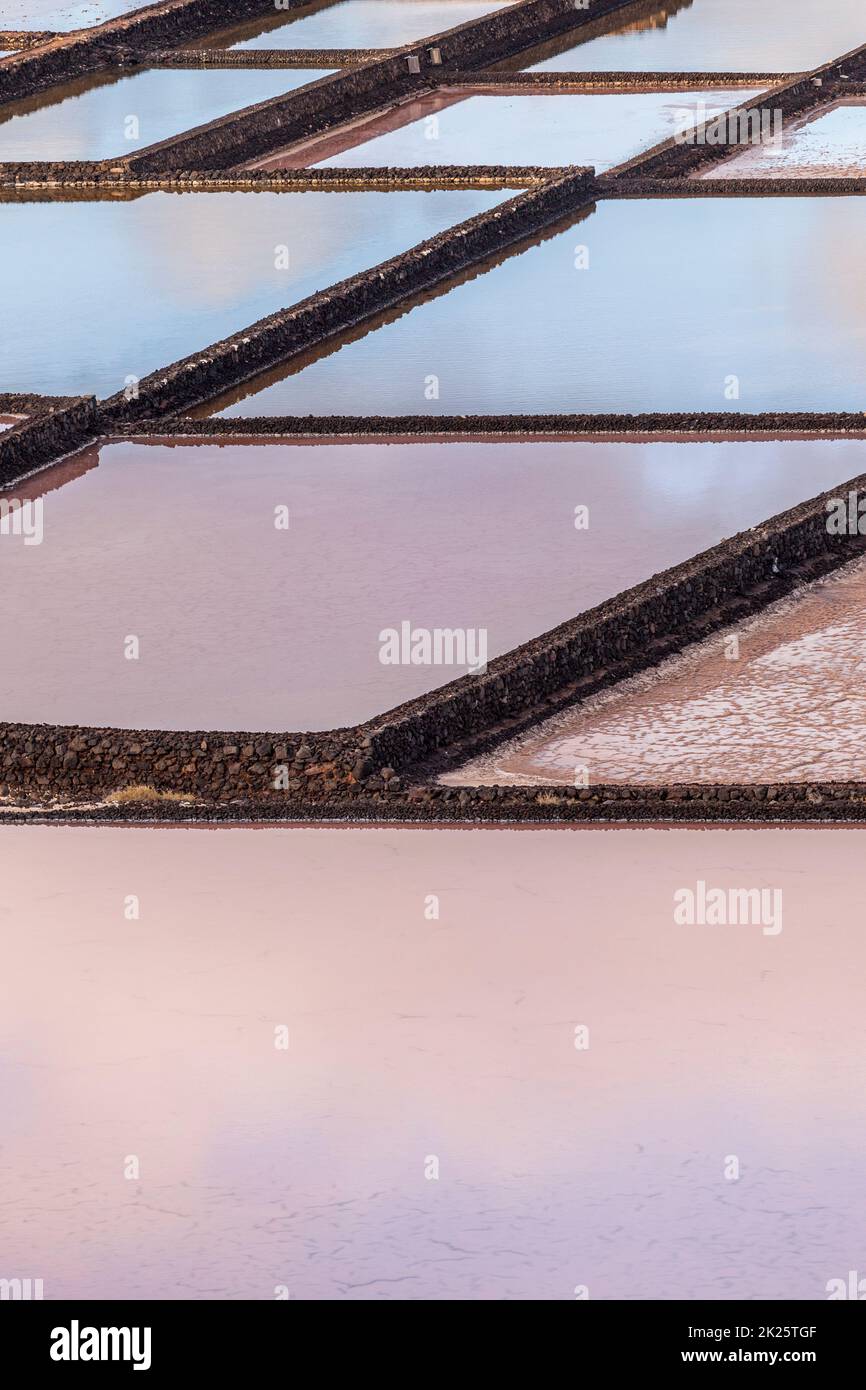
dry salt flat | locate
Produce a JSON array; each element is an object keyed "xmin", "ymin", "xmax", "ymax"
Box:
[
  {"xmin": 443, "ymin": 555, "xmax": 866, "ymax": 788},
  {"xmin": 702, "ymin": 102, "xmax": 866, "ymax": 180}
]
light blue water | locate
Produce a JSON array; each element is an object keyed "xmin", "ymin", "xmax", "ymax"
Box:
[
  {"xmin": 212, "ymin": 197, "xmax": 866, "ymax": 416},
  {"xmin": 317, "ymin": 89, "xmax": 762, "ymax": 170},
  {"xmin": 526, "ymin": 0, "xmax": 866, "ymax": 74},
  {"xmin": 0, "ymin": 188, "xmax": 508, "ymax": 396},
  {"xmin": 0, "ymin": 68, "xmax": 334, "ymax": 161},
  {"xmin": 208, "ymin": 0, "xmax": 514, "ymax": 51}
]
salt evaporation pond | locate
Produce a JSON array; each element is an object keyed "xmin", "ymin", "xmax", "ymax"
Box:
[
  {"xmin": 703, "ymin": 102, "xmax": 866, "ymax": 180},
  {"xmin": 0, "ymin": 187, "xmax": 507, "ymax": 397},
  {"xmin": 300, "ymin": 88, "xmax": 762, "ymax": 171},
  {"xmin": 445, "ymin": 554, "xmax": 866, "ymax": 787},
  {"xmin": 0, "ymin": 0, "xmax": 139, "ymax": 26},
  {"xmin": 0, "ymin": 67, "xmax": 335, "ymax": 162},
  {"xmin": 1, "ymin": 436, "xmax": 863, "ymax": 731},
  {"xmin": 522, "ymin": 0, "xmax": 866, "ymax": 74},
  {"xmin": 209, "ymin": 196, "xmax": 866, "ymax": 417},
  {"xmin": 2, "ymin": 821, "xmax": 865, "ymax": 1299},
  {"xmin": 203, "ymin": 0, "xmax": 514, "ymax": 51}
]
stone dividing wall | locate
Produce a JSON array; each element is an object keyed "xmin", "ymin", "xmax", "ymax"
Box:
[
  {"xmin": 170, "ymin": 411, "xmax": 866, "ymax": 438},
  {"xmin": 120, "ymin": 0, "xmax": 637, "ymax": 174},
  {"xmin": 0, "ymin": 398, "xmax": 97, "ymax": 489},
  {"xmin": 0, "ymin": 163, "xmax": 546, "ymax": 189},
  {"xmin": 145, "ymin": 47, "xmax": 397, "ymax": 67},
  {"xmin": 0, "ymin": 32, "xmax": 55, "ymax": 49},
  {"xmin": 441, "ymin": 71, "xmax": 795, "ymax": 90},
  {"xmin": 610, "ymin": 42, "xmax": 866, "ymax": 179},
  {"xmin": 136, "ymin": 64, "xmax": 420, "ymax": 173},
  {"xmin": 419, "ymin": 781, "xmax": 866, "ymax": 822},
  {"xmin": 100, "ymin": 168, "xmax": 593, "ymax": 422},
  {"xmin": 361, "ymin": 500, "xmax": 866, "ymax": 781},
  {"xmin": 0, "ymin": 0, "xmax": 293, "ymax": 106},
  {"xmin": 414, "ymin": 0, "xmax": 637, "ymax": 71},
  {"xmin": 3, "ymin": 466, "xmax": 866, "ymax": 805},
  {"xmin": 0, "ymin": 723, "xmax": 371, "ymax": 802},
  {"xmin": 599, "ymin": 176, "xmax": 866, "ymax": 196},
  {"xmin": 121, "ymin": 57, "xmax": 429, "ymax": 173},
  {"xmin": 5, "ymin": 781, "xmax": 866, "ymax": 824},
  {"xmin": 0, "ymin": 391, "xmax": 73, "ymax": 412}
]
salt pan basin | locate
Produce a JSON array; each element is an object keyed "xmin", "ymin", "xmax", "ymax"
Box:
[
  {"xmin": 523, "ymin": 0, "xmax": 866, "ymax": 74},
  {"xmin": 307, "ymin": 89, "xmax": 762, "ymax": 172},
  {"xmin": 1, "ymin": 436, "xmax": 863, "ymax": 731},
  {"xmin": 703, "ymin": 102, "xmax": 866, "ymax": 181},
  {"xmin": 0, "ymin": 0, "xmax": 140, "ymax": 27},
  {"xmin": 1, "ymin": 822, "xmax": 864, "ymax": 1299},
  {"xmin": 443, "ymin": 554, "xmax": 866, "ymax": 787},
  {"xmin": 202, "ymin": 0, "xmax": 515, "ymax": 51},
  {"xmin": 0, "ymin": 68, "xmax": 334, "ymax": 163},
  {"xmin": 210, "ymin": 197, "xmax": 866, "ymax": 417},
  {"xmin": 0, "ymin": 188, "xmax": 506, "ymax": 397}
]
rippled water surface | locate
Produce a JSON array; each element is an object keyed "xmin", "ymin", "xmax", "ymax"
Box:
[
  {"xmin": 446, "ymin": 555, "xmax": 866, "ymax": 786},
  {"xmin": 1, "ymin": 823, "xmax": 865, "ymax": 1299},
  {"xmin": 0, "ymin": 188, "xmax": 505, "ymax": 396}
]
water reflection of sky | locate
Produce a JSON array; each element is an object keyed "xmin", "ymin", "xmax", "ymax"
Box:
[
  {"xmin": 0, "ymin": 68, "xmax": 334, "ymax": 162},
  {"xmin": 208, "ymin": 0, "xmax": 514, "ymax": 52},
  {"xmin": 2, "ymin": 436, "xmax": 863, "ymax": 730},
  {"xmin": 0, "ymin": 188, "xmax": 507, "ymax": 396},
  {"xmin": 528, "ymin": 0, "xmax": 866, "ymax": 73},
  {"xmin": 318, "ymin": 89, "xmax": 763, "ymax": 170},
  {"xmin": 2, "ymin": 823, "xmax": 865, "ymax": 1299},
  {"xmin": 218, "ymin": 197, "xmax": 866, "ymax": 416}
]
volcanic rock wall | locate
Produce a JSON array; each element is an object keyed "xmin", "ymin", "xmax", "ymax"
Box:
[{"xmin": 3, "ymin": 466, "xmax": 865, "ymax": 806}]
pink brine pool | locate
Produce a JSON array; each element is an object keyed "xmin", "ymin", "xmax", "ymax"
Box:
[
  {"xmin": 2, "ymin": 435, "xmax": 865, "ymax": 731},
  {"xmin": 1, "ymin": 822, "xmax": 865, "ymax": 1299}
]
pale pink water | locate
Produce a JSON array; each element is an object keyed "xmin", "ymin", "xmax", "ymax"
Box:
[
  {"xmin": 446, "ymin": 554, "xmax": 866, "ymax": 787},
  {"xmin": 1, "ymin": 823, "xmax": 865, "ymax": 1299},
  {"xmin": 2, "ymin": 435, "xmax": 865, "ymax": 731}
]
